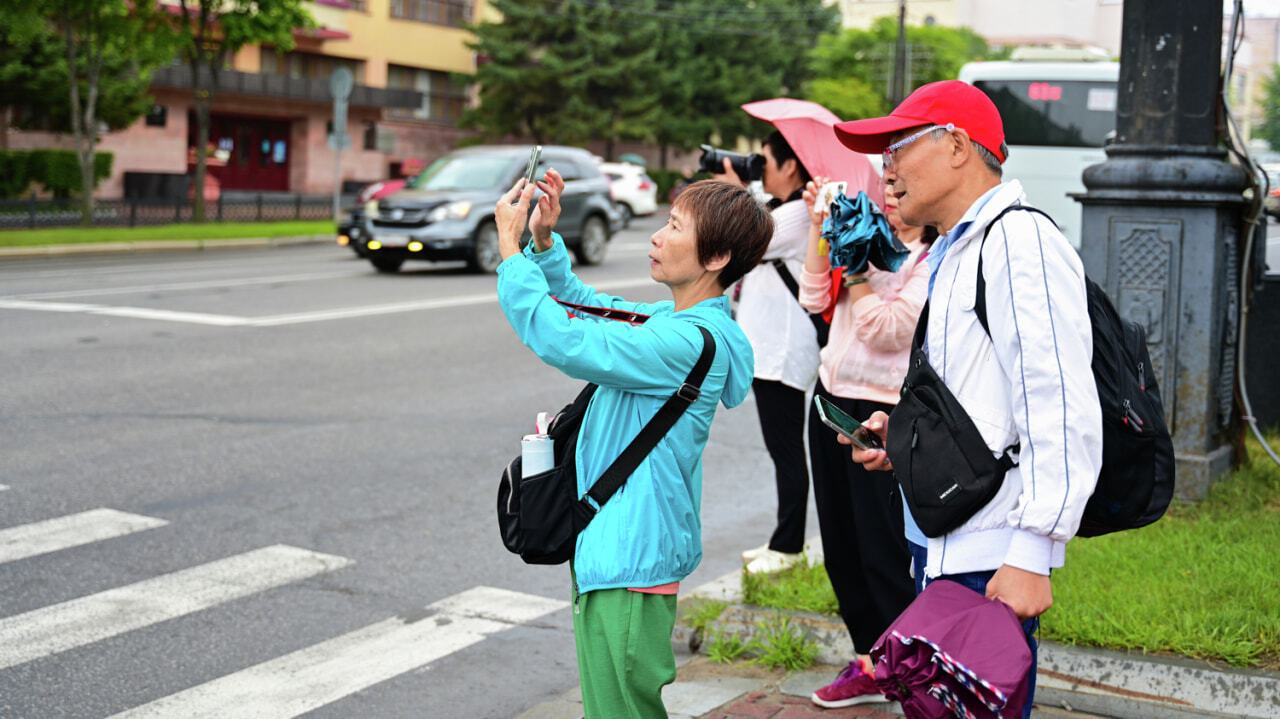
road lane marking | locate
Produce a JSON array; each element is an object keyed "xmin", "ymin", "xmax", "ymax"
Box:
[
  {"xmin": 0, "ymin": 276, "xmax": 659, "ymax": 327},
  {"xmin": 0, "ymin": 544, "xmax": 351, "ymax": 670},
  {"xmin": 110, "ymin": 586, "xmax": 568, "ymax": 718},
  {"xmin": 0, "ymin": 508, "xmax": 168, "ymax": 565},
  {"xmin": 1, "ymin": 270, "xmax": 366, "ymax": 301}
]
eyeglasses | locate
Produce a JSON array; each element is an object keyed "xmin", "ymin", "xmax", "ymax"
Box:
[{"xmin": 882, "ymin": 123, "xmax": 955, "ymax": 171}]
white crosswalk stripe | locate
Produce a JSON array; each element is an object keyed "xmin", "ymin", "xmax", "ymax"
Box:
[
  {"xmin": 0, "ymin": 508, "xmax": 168, "ymax": 565},
  {"xmin": 110, "ymin": 586, "xmax": 568, "ymax": 718},
  {"xmin": 0, "ymin": 544, "xmax": 351, "ymax": 670}
]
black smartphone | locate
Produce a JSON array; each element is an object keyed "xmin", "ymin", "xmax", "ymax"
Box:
[
  {"xmin": 814, "ymin": 395, "xmax": 883, "ymax": 451},
  {"xmin": 523, "ymin": 145, "xmax": 542, "ymax": 186}
]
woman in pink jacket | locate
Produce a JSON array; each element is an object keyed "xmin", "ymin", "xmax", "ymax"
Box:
[{"xmin": 799, "ymin": 178, "xmax": 936, "ymax": 709}]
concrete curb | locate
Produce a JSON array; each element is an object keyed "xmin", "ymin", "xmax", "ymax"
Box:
[
  {"xmin": 0, "ymin": 234, "xmax": 335, "ymax": 259},
  {"xmin": 675, "ymin": 569, "xmax": 1280, "ymax": 719}
]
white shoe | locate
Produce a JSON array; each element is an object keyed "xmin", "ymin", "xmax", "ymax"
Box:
[
  {"xmin": 740, "ymin": 543, "xmax": 771, "ymax": 563},
  {"xmin": 745, "ymin": 549, "xmax": 803, "ymax": 574}
]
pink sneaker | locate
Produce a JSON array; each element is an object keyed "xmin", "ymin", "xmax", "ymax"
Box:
[{"xmin": 810, "ymin": 657, "xmax": 885, "ymax": 708}]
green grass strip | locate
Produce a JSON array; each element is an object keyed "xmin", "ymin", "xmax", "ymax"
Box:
[
  {"xmin": 1043, "ymin": 433, "xmax": 1280, "ymax": 668},
  {"xmin": 0, "ymin": 221, "xmax": 335, "ymax": 247}
]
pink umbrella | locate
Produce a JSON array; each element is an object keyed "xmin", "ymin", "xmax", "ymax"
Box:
[{"xmin": 741, "ymin": 98, "xmax": 883, "ymax": 206}]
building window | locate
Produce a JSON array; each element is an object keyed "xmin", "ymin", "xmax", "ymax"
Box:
[
  {"xmin": 386, "ymin": 64, "xmax": 469, "ymax": 123},
  {"xmin": 260, "ymin": 49, "xmax": 365, "ymax": 83},
  {"xmin": 145, "ymin": 104, "xmax": 167, "ymax": 127},
  {"xmin": 389, "ymin": 0, "xmax": 472, "ymax": 28}
]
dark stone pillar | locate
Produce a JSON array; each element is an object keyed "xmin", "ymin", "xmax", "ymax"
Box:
[{"xmin": 1077, "ymin": 0, "xmax": 1249, "ymax": 500}]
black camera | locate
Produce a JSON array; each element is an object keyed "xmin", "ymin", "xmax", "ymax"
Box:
[{"xmin": 697, "ymin": 144, "xmax": 765, "ymax": 183}]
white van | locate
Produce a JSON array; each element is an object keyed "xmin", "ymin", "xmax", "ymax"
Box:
[{"xmin": 958, "ymin": 58, "xmax": 1119, "ymax": 248}]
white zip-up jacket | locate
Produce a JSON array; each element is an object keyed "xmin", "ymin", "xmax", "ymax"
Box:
[{"xmin": 923, "ymin": 180, "xmax": 1102, "ymax": 580}]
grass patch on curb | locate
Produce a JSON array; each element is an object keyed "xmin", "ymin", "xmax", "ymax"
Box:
[
  {"xmin": 0, "ymin": 220, "xmax": 333, "ymax": 247},
  {"xmin": 735, "ymin": 433, "xmax": 1280, "ymax": 669},
  {"xmin": 705, "ymin": 613, "xmax": 820, "ymax": 671},
  {"xmin": 741, "ymin": 557, "xmax": 839, "ymax": 616}
]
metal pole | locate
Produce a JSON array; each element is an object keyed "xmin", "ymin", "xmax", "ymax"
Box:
[
  {"xmin": 891, "ymin": 0, "xmax": 907, "ymax": 105},
  {"xmin": 332, "ymin": 147, "xmax": 342, "ymax": 224}
]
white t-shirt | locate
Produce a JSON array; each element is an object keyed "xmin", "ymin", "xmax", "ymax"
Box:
[{"xmin": 734, "ymin": 199, "xmax": 820, "ymax": 391}]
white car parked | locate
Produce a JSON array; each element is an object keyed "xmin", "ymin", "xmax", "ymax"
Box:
[{"xmin": 598, "ymin": 162, "xmax": 658, "ymax": 226}]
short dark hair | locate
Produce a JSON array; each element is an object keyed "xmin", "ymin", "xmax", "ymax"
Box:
[
  {"xmin": 673, "ymin": 180, "xmax": 772, "ymax": 290},
  {"xmin": 762, "ymin": 131, "xmax": 812, "ymax": 186}
]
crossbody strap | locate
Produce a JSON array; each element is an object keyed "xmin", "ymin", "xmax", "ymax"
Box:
[
  {"xmin": 770, "ymin": 259, "xmax": 801, "ymax": 300},
  {"xmin": 581, "ymin": 325, "xmax": 716, "ymax": 512}
]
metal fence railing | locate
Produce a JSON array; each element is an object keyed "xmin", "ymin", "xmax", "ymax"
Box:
[{"xmin": 0, "ymin": 194, "xmax": 341, "ymax": 230}]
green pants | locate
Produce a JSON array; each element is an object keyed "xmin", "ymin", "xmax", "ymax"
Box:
[{"xmin": 572, "ymin": 580, "xmax": 678, "ymax": 719}]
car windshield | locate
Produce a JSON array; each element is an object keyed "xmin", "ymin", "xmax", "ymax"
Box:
[{"xmin": 410, "ymin": 155, "xmax": 512, "ymax": 191}]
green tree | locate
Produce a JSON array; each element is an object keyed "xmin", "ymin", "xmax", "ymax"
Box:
[
  {"xmin": 462, "ymin": 0, "xmax": 663, "ymax": 156},
  {"xmin": 1256, "ymin": 65, "xmax": 1280, "ymax": 151},
  {"xmin": 163, "ymin": 0, "xmax": 314, "ymax": 221},
  {"xmin": 651, "ymin": 0, "xmax": 838, "ymax": 167},
  {"xmin": 807, "ymin": 17, "xmax": 997, "ymax": 121},
  {"xmin": 0, "ymin": 1, "xmax": 172, "ymax": 219},
  {"xmin": 462, "ymin": 0, "xmax": 837, "ymax": 165}
]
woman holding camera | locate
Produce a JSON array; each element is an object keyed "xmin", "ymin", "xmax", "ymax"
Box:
[
  {"xmin": 799, "ymin": 179, "xmax": 936, "ymax": 708},
  {"xmin": 494, "ymin": 170, "xmax": 771, "ymax": 718},
  {"xmin": 711, "ymin": 131, "xmax": 821, "ymax": 575}
]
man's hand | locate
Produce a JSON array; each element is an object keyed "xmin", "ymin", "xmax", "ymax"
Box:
[
  {"xmin": 710, "ymin": 157, "xmax": 746, "ymax": 187},
  {"xmin": 529, "ymin": 168, "xmax": 564, "ymax": 251},
  {"xmin": 986, "ymin": 564, "xmax": 1053, "ymax": 621},
  {"xmin": 495, "ymin": 179, "xmax": 536, "ymax": 261},
  {"xmin": 840, "ymin": 410, "xmax": 892, "ymax": 470}
]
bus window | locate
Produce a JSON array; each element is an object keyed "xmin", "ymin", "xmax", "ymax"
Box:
[{"xmin": 973, "ymin": 80, "xmax": 1117, "ymax": 148}]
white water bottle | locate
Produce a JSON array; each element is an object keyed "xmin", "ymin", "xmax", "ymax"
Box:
[{"xmin": 521, "ymin": 434, "xmax": 554, "ymax": 478}]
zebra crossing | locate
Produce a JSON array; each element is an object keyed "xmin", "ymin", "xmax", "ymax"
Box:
[{"xmin": 0, "ymin": 498, "xmax": 569, "ymax": 716}]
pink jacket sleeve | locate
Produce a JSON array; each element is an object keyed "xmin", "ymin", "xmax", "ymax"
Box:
[
  {"xmin": 851, "ymin": 257, "xmax": 929, "ymax": 352},
  {"xmin": 798, "ymin": 266, "xmax": 833, "ymax": 315}
]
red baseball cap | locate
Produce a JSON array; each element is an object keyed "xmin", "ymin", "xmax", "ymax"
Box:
[{"xmin": 833, "ymin": 80, "xmax": 1007, "ymax": 163}]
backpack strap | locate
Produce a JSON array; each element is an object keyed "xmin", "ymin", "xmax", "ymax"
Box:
[
  {"xmin": 973, "ymin": 204, "xmax": 1058, "ymax": 338},
  {"xmin": 579, "ymin": 325, "xmax": 716, "ymax": 513},
  {"xmin": 771, "ymin": 259, "xmax": 801, "ymax": 300}
]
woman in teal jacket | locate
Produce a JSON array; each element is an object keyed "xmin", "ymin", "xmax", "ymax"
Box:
[{"xmin": 494, "ymin": 171, "xmax": 771, "ymax": 717}]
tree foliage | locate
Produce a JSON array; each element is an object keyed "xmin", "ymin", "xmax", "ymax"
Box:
[
  {"xmin": 461, "ymin": 0, "xmax": 837, "ymax": 163},
  {"xmin": 807, "ymin": 17, "xmax": 998, "ymax": 121},
  {"xmin": 162, "ymin": 0, "xmax": 314, "ymax": 221},
  {"xmin": 0, "ymin": 1, "xmax": 172, "ymax": 219},
  {"xmin": 1257, "ymin": 65, "xmax": 1280, "ymax": 151}
]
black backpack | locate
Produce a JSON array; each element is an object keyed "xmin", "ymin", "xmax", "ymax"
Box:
[{"xmin": 975, "ymin": 205, "xmax": 1175, "ymax": 537}]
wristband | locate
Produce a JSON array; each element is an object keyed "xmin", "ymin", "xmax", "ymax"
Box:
[{"xmin": 844, "ymin": 276, "xmax": 869, "ymax": 286}]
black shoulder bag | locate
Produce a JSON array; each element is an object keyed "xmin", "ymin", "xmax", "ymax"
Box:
[
  {"xmin": 886, "ymin": 302, "xmax": 1020, "ymax": 538},
  {"xmin": 497, "ymin": 317, "xmax": 716, "ymax": 565}
]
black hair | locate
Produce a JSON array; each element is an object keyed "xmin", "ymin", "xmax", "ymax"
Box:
[{"xmin": 762, "ymin": 131, "xmax": 812, "ymax": 186}]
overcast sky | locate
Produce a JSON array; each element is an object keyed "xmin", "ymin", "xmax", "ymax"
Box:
[{"xmin": 1237, "ymin": 0, "xmax": 1280, "ymax": 17}]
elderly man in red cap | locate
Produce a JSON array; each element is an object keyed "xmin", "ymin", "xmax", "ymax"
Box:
[{"xmin": 836, "ymin": 80, "xmax": 1103, "ymax": 717}]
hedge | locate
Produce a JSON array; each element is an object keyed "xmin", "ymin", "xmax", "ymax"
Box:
[{"xmin": 0, "ymin": 149, "xmax": 114, "ymax": 199}]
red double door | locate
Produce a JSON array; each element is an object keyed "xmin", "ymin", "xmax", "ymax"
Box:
[{"xmin": 197, "ymin": 115, "xmax": 292, "ymax": 192}]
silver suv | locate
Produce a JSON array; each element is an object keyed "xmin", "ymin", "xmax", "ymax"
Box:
[{"xmin": 360, "ymin": 145, "xmax": 618, "ymax": 273}]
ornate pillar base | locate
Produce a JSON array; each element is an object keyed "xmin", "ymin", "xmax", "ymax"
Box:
[{"xmin": 1077, "ymin": 145, "xmax": 1248, "ymax": 501}]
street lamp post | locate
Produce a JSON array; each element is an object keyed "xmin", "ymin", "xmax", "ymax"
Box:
[{"xmin": 1076, "ymin": 0, "xmax": 1250, "ymax": 500}]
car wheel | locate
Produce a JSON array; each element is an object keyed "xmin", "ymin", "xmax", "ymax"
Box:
[
  {"xmin": 616, "ymin": 203, "xmax": 633, "ymax": 228},
  {"xmin": 370, "ymin": 256, "xmax": 403, "ymax": 273},
  {"xmin": 468, "ymin": 221, "xmax": 502, "ymax": 273},
  {"xmin": 574, "ymin": 215, "xmax": 609, "ymax": 265}
]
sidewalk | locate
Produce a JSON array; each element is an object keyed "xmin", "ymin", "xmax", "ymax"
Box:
[{"xmin": 518, "ymin": 554, "xmax": 1280, "ymax": 719}]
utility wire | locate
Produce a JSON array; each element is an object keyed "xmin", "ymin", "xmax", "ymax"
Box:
[{"xmin": 1223, "ymin": 0, "xmax": 1280, "ymax": 466}]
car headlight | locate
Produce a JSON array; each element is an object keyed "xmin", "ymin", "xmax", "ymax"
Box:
[
  {"xmin": 427, "ymin": 201, "xmax": 472, "ymax": 222},
  {"xmin": 365, "ymin": 200, "xmax": 379, "ymax": 215}
]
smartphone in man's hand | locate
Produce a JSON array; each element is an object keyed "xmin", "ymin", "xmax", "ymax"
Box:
[{"xmin": 814, "ymin": 395, "xmax": 883, "ymax": 451}]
